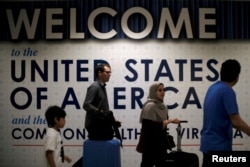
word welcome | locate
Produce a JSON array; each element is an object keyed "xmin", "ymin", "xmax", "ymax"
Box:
[{"xmin": 5, "ymin": 7, "xmax": 216, "ymax": 40}]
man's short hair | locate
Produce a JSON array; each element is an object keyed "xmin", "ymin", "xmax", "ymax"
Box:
[
  {"xmin": 220, "ymin": 59, "xmax": 241, "ymax": 82},
  {"xmin": 95, "ymin": 64, "xmax": 110, "ymax": 79}
]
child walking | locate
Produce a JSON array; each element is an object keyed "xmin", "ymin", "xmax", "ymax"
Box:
[{"xmin": 44, "ymin": 106, "xmax": 72, "ymax": 167}]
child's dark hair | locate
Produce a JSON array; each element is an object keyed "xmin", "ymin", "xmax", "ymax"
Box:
[{"xmin": 45, "ymin": 105, "xmax": 66, "ymax": 127}]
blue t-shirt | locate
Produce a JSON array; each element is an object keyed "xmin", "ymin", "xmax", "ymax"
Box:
[{"xmin": 200, "ymin": 81, "xmax": 239, "ymax": 153}]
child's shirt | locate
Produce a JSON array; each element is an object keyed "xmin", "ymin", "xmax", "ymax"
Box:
[{"xmin": 44, "ymin": 128, "xmax": 64, "ymax": 167}]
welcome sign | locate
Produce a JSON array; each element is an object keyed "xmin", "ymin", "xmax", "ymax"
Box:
[
  {"xmin": 1, "ymin": 0, "xmax": 250, "ymax": 40},
  {"xmin": 1, "ymin": 1, "xmax": 250, "ymax": 167}
]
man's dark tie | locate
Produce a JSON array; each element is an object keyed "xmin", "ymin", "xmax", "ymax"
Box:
[
  {"xmin": 101, "ymin": 84, "xmax": 109, "ymax": 111},
  {"xmin": 102, "ymin": 84, "xmax": 107, "ymax": 98}
]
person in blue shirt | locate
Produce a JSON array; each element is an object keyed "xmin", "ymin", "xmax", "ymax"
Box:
[{"xmin": 200, "ymin": 59, "xmax": 250, "ymax": 167}]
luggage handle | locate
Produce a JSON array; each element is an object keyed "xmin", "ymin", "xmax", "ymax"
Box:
[
  {"xmin": 176, "ymin": 120, "xmax": 188, "ymax": 151},
  {"xmin": 177, "ymin": 120, "xmax": 188, "ymax": 130},
  {"xmin": 179, "ymin": 120, "xmax": 188, "ymax": 124}
]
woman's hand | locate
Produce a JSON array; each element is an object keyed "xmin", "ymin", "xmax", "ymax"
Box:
[
  {"xmin": 163, "ymin": 118, "xmax": 180, "ymax": 127},
  {"xmin": 170, "ymin": 118, "xmax": 180, "ymax": 124}
]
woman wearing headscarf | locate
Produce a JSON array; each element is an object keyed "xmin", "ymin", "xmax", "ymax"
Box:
[{"xmin": 136, "ymin": 82, "xmax": 180, "ymax": 167}]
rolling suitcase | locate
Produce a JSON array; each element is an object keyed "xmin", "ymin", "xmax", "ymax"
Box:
[
  {"xmin": 164, "ymin": 121, "xmax": 199, "ymax": 167},
  {"xmin": 83, "ymin": 139, "xmax": 121, "ymax": 167}
]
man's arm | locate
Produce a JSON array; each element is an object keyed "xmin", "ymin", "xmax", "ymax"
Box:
[
  {"xmin": 230, "ymin": 114, "xmax": 250, "ymax": 136},
  {"xmin": 83, "ymin": 84, "xmax": 99, "ymax": 112}
]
